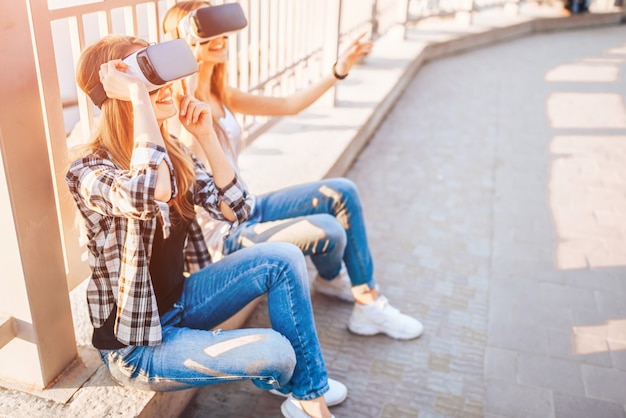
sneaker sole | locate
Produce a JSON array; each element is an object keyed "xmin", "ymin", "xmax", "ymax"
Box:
[
  {"xmin": 271, "ymin": 382, "xmax": 347, "ymax": 406},
  {"xmin": 272, "ymin": 392, "xmax": 347, "ymax": 407},
  {"xmin": 348, "ymin": 322, "xmax": 423, "ymax": 340},
  {"xmin": 281, "ymin": 398, "xmax": 337, "ymax": 418}
]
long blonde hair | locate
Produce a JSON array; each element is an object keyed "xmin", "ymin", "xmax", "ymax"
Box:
[
  {"xmin": 162, "ymin": 1, "xmax": 233, "ymax": 153},
  {"xmin": 75, "ymin": 35, "xmax": 197, "ymax": 219},
  {"xmin": 162, "ymin": 1, "xmax": 230, "ymax": 105}
]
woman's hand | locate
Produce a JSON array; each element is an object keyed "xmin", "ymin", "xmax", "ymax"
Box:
[
  {"xmin": 99, "ymin": 60, "xmax": 148, "ymax": 102},
  {"xmin": 334, "ymin": 32, "xmax": 374, "ymax": 77},
  {"xmin": 178, "ymin": 95, "xmax": 214, "ymax": 139}
]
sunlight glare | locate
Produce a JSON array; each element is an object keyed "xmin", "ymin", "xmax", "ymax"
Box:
[
  {"xmin": 607, "ymin": 46, "xmax": 626, "ymax": 55},
  {"xmin": 545, "ymin": 64, "xmax": 618, "ymax": 82},
  {"xmin": 549, "ymin": 135, "xmax": 626, "ymax": 269},
  {"xmin": 572, "ymin": 319, "xmax": 626, "ymax": 355},
  {"xmin": 546, "ymin": 93, "xmax": 626, "ymax": 129}
]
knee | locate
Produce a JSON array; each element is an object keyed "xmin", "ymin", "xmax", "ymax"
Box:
[
  {"xmin": 257, "ymin": 242, "xmax": 307, "ymax": 273},
  {"xmin": 252, "ymin": 330, "xmax": 296, "ymax": 388},
  {"xmin": 267, "ymin": 330, "xmax": 297, "ymax": 374},
  {"xmin": 326, "ymin": 177, "xmax": 360, "ymax": 201},
  {"xmin": 324, "ymin": 178, "xmax": 363, "ymax": 220},
  {"xmin": 264, "ymin": 241, "xmax": 305, "ymax": 261}
]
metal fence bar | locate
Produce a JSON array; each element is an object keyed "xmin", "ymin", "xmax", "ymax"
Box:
[{"xmin": 0, "ymin": 317, "xmax": 16, "ymax": 351}]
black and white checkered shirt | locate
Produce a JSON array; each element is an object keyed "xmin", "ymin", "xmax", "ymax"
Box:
[{"xmin": 66, "ymin": 141, "xmax": 252, "ymax": 346}]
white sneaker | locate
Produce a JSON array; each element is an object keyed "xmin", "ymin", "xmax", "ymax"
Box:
[
  {"xmin": 270, "ymin": 377, "xmax": 347, "ymax": 406},
  {"xmin": 348, "ymin": 295, "xmax": 423, "ymax": 340},
  {"xmin": 281, "ymin": 395, "xmax": 336, "ymax": 418},
  {"xmin": 314, "ymin": 268, "xmax": 354, "ymax": 302}
]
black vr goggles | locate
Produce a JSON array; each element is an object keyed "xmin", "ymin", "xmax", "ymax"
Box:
[
  {"xmin": 177, "ymin": 3, "xmax": 248, "ymax": 44},
  {"xmin": 88, "ymin": 39, "xmax": 198, "ymax": 108}
]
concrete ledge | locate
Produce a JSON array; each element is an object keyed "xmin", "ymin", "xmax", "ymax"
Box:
[{"xmin": 2, "ymin": 7, "xmax": 623, "ymax": 418}]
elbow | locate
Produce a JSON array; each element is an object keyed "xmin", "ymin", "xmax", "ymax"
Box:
[
  {"xmin": 284, "ymin": 105, "xmax": 304, "ymax": 116},
  {"xmin": 153, "ymin": 160, "xmax": 173, "ymax": 203},
  {"xmin": 154, "ymin": 182, "xmax": 172, "ymax": 203},
  {"xmin": 237, "ymin": 196, "xmax": 254, "ymax": 222},
  {"xmin": 277, "ymin": 98, "xmax": 302, "ymax": 116},
  {"xmin": 225, "ymin": 200, "xmax": 251, "ymax": 225}
]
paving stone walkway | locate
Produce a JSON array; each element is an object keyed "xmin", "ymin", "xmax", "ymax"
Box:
[{"xmin": 182, "ymin": 23, "xmax": 626, "ymax": 418}]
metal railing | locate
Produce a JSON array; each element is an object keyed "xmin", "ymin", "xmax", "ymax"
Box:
[{"xmin": 405, "ymin": 0, "xmax": 516, "ymax": 23}]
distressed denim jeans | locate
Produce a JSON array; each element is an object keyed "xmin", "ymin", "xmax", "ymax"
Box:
[
  {"xmin": 223, "ymin": 178, "xmax": 376, "ymax": 290},
  {"xmin": 99, "ymin": 242, "xmax": 330, "ymax": 401}
]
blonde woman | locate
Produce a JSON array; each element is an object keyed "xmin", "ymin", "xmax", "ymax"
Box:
[
  {"xmin": 163, "ymin": 2, "xmax": 423, "ymax": 346},
  {"xmin": 67, "ymin": 35, "xmax": 337, "ymax": 418}
]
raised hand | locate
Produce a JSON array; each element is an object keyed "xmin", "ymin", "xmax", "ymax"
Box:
[
  {"xmin": 98, "ymin": 60, "xmax": 147, "ymax": 102},
  {"xmin": 334, "ymin": 32, "xmax": 374, "ymax": 77},
  {"xmin": 178, "ymin": 94, "xmax": 214, "ymax": 139}
]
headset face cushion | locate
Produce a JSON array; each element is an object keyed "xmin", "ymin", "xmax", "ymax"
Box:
[{"xmin": 188, "ymin": 3, "xmax": 248, "ymax": 41}]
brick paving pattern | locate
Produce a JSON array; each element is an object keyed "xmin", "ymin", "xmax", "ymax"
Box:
[{"xmin": 182, "ymin": 24, "xmax": 626, "ymax": 418}]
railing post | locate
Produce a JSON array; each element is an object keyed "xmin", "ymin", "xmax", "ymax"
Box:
[
  {"xmin": 398, "ymin": 0, "xmax": 411, "ymax": 40},
  {"xmin": 0, "ymin": 0, "xmax": 77, "ymax": 391},
  {"xmin": 505, "ymin": 0, "xmax": 521, "ymax": 15},
  {"xmin": 456, "ymin": 0, "xmax": 474, "ymax": 25},
  {"xmin": 371, "ymin": 0, "xmax": 379, "ymax": 39},
  {"xmin": 320, "ymin": 0, "xmax": 342, "ymax": 107}
]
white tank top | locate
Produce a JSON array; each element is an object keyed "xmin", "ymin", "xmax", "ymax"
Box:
[{"xmin": 217, "ymin": 105, "xmax": 243, "ymax": 164}]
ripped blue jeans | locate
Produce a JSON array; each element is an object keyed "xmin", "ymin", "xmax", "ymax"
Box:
[
  {"xmin": 224, "ymin": 178, "xmax": 376, "ymax": 290},
  {"xmin": 99, "ymin": 242, "xmax": 329, "ymax": 401}
]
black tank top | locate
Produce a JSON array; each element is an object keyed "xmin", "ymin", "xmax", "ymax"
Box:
[{"xmin": 92, "ymin": 208, "xmax": 191, "ymax": 349}]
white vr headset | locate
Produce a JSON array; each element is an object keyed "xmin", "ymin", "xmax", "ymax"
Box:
[
  {"xmin": 89, "ymin": 39, "xmax": 198, "ymax": 108},
  {"xmin": 177, "ymin": 3, "xmax": 248, "ymax": 44}
]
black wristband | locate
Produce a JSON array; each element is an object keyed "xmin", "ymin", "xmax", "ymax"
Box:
[{"xmin": 332, "ymin": 62, "xmax": 348, "ymax": 80}]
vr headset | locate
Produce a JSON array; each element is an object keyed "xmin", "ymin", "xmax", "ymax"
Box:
[
  {"xmin": 177, "ymin": 3, "xmax": 248, "ymax": 44},
  {"xmin": 88, "ymin": 39, "xmax": 198, "ymax": 108}
]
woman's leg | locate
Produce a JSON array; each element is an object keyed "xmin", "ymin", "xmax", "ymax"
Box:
[
  {"xmin": 180, "ymin": 242, "xmax": 330, "ymax": 400},
  {"xmin": 100, "ymin": 326, "xmax": 296, "ymax": 392},
  {"xmin": 224, "ymin": 178, "xmax": 375, "ymax": 289}
]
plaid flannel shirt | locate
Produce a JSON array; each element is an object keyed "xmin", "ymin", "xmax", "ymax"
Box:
[{"xmin": 66, "ymin": 141, "xmax": 252, "ymax": 346}]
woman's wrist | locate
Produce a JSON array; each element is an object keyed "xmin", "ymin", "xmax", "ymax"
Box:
[
  {"xmin": 129, "ymin": 83, "xmax": 151, "ymax": 105},
  {"xmin": 196, "ymin": 129, "xmax": 218, "ymax": 143},
  {"xmin": 332, "ymin": 62, "xmax": 348, "ymax": 80}
]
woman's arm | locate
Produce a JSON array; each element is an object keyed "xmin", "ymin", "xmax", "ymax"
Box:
[
  {"xmin": 228, "ymin": 33, "xmax": 373, "ymax": 117},
  {"xmin": 178, "ymin": 94, "xmax": 246, "ymax": 222},
  {"xmin": 100, "ymin": 60, "xmax": 173, "ymax": 202},
  {"xmin": 66, "ymin": 144, "xmax": 173, "ymax": 220},
  {"xmin": 132, "ymin": 92, "xmax": 173, "ymax": 202}
]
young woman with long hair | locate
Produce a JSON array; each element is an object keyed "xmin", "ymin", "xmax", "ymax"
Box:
[
  {"xmin": 162, "ymin": 2, "xmax": 424, "ymax": 347},
  {"xmin": 67, "ymin": 35, "xmax": 337, "ymax": 418}
]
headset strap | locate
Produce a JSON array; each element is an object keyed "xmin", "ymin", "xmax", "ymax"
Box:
[{"xmin": 87, "ymin": 83, "xmax": 108, "ymax": 108}]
